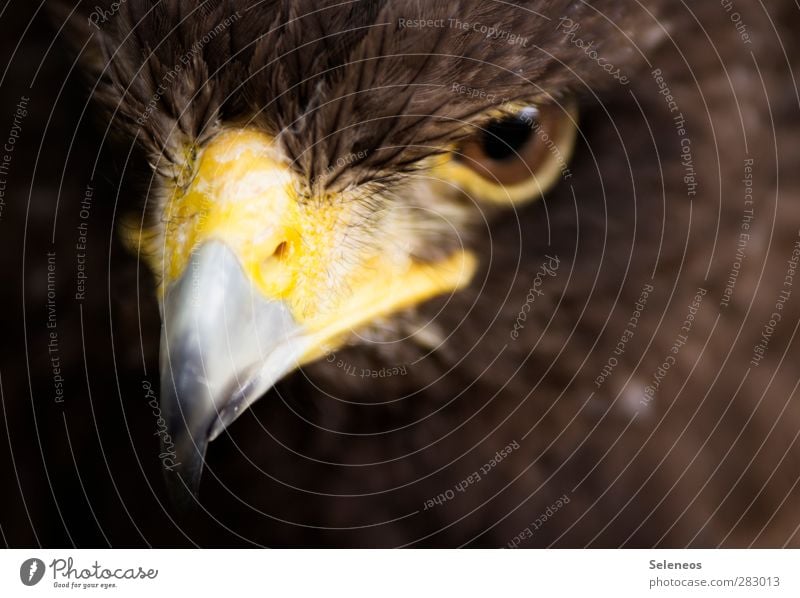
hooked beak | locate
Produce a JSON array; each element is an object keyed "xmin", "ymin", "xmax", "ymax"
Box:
[
  {"xmin": 159, "ymin": 242, "xmax": 310, "ymax": 502},
  {"xmin": 128, "ymin": 128, "xmax": 477, "ymax": 504}
]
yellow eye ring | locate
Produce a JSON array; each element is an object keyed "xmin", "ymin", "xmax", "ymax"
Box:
[{"xmin": 431, "ymin": 100, "xmax": 579, "ymax": 205}]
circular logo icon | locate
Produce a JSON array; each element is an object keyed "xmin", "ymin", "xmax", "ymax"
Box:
[{"xmin": 19, "ymin": 558, "xmax": 45, "ymax": 586}]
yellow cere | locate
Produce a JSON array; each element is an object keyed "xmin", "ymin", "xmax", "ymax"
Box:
[{"xmin": 130, "ymin": 128, "xmax": 477, "ymax": 343}]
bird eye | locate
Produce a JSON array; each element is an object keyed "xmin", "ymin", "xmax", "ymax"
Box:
[
  {"xmin": 460, "ymin": 107, "xmax": 541, "ymax": 183},
  {"xmin": 433, "ymin": 101, "xmax": 578, "ymax": 205}
]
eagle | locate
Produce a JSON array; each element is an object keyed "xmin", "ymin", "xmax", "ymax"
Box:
[{"xmin": 1, "ymin": 0, "xmax": 799, "ymax": 547}]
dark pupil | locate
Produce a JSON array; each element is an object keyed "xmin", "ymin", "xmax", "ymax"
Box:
[{"xmin": 481, "ymin": 115, "xmax": 534, "ymax": 161}]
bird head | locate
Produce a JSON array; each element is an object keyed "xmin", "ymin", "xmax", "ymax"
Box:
[
  {"xmin": 58, "ymin": 0, "xmax": 660, "ymax": 501},
  {"xmin": 139, "ymin": 106, "xmax": 577, "ymax": 499},
  {"xmin": 136, "ymin": 127, "xmax": 488, "ymax": 495}
]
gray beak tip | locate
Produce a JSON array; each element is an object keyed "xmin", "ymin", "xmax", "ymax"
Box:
[
  {"xmin": 157, "ymin": 242, "xmax": 305, "ymax": 508},
  {"xmin": 164, "ymin": 455, "xmax": 205, "ymax": 509},
  {"xmin": 161, "ymin": 406, "xmax": 211, "ymax": 507}
]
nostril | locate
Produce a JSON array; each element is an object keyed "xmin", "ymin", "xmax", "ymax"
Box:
[{"xmin": 272, "ymin": 241, "xmax": 289, "ymax": 260}]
